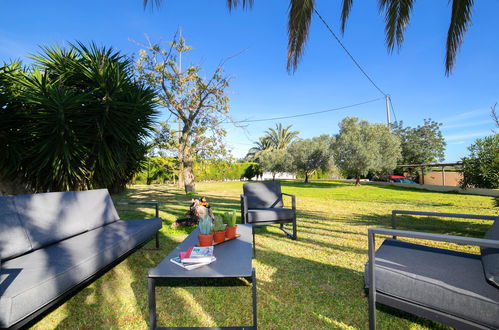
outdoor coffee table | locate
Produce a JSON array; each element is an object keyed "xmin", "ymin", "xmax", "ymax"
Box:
[{"xmin": 148, "ymin": 224, "xmax": 256, "ymax": 330}]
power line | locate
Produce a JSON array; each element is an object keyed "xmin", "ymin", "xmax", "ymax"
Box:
[
  {"xmin": 225, "ymin": 97, "xmax": 383, "ymax": 124},
  {"xmin": 313, "ymin": 8, "xmax": 388, "ymax": 97}
]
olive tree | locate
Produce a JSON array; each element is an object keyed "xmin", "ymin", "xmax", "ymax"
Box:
[
  {"xmin": 334, "ymin": 117, "xmax": 401, "ymax": 186},
  {"xmin": 259, "ymin": 149, "xmax": 292, "ymax": 181},
  {"xmin": 288, "ymin": 135, "xmax": 334, "ymax": 183}
]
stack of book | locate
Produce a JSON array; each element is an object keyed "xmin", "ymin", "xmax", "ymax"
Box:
[{"xmin": 170, "ymin": 246, "xmax": 216, "ymax": 270}]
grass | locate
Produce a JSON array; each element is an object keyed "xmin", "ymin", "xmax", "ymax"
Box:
[{"xmin": 33, "ymin": 180, "xmax": 497, "ymax": 329}]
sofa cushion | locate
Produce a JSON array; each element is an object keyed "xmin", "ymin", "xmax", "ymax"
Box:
[
  {"xmin": 0, "ymin": 197, "xmax": 33, "ymax": 260},
  {"xmin": 365, "ymin": 239, "xmax": 499, "ymax": 329},
  {"xmin": 0, "ymin": 218, "xmax": 161, "ymax": 328},
  {"xmin": 243, "ymin": 182, "xmax": 283, "ymax": 209},
  {"xmin": 246, "ymin": 208, "xmax": 295, "ymax": 223},
  {"xmin": 73, "ymin": 189, "xmax": 120, "ymax": 231},
  {"xmin": 14, "ymin": 191, "xmax": 88, "ymax": 250},
  {"xmin": 481, "ymin": 220, "xmax": 499, "ymax": 288}
]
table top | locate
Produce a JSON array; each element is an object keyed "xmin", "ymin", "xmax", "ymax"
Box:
[{"xmin": 149, "ymin": 224, "xmax": 253, "ymax": 279}]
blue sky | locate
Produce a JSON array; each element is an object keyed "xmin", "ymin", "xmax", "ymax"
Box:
[{"xmin": 1, "ymin": 1, "xmax": 498, "ymax": 161}]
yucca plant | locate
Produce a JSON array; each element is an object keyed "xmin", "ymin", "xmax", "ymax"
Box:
[{"xmin": 0, "ymin": 42, "xmax": 157, "ymax": 193}]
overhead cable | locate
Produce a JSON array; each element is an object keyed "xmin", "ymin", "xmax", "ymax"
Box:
[
  {"xmin": 225, "ymin": 97, "xmax": 383, "ymax": 124},
  {"xmin": 314, "ymin": 8, "xmax": 388, "ymax": 97}
]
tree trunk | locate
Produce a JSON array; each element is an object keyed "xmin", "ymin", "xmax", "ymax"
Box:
[
  {"xmin": 183, "ymin": 158, "xmax": 196, "ymax": 193},
  {"xmin": 304, "ymin": 173, "xmax": 309, "ymax": 183},
  {"xmin": 272, "ymin": 173, "xmax": 276, "ymax": 181},
  {"xmin": 179, "ymin": 126, "xmax": 196, "ymax": 193},
  {"xmin": 355, "ymin": 176, "xmax": 361, "ymax": 186}
]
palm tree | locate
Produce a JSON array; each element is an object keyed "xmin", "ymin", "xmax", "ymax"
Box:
[
  {"xmin": 245, "ymin": 123, "xmax": 299, "ymax": 161},
  {"xmin": 245, "ymin": 136, "xmax": 272, "ymax": 161},
  {"xmin": 265, "ymin": 123, "xmax": 299, "ymax": 150},
  {"xmin": 145, "ymin": 0, "xmax": 474, "ymax": 75}
]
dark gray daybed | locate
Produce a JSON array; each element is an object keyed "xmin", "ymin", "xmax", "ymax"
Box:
[
  {"xmin": 0, "ymin": 189, "xmax": 162, "ymax": 329},
  {"xmin": 366, "ymin": 210, "xmax": 499, "ymax": 329}
]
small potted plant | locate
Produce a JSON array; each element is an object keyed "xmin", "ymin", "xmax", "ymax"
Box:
[
  {"xmin": 213, "ymin": 215, "xmax": 226, "ymax": 243},
  {"xmin": 198, "ymin": 214, "xmax": 213, "ymax": 246},
  {"xmin": 223, "ymin": 211, "xmax": 237, "ymax": 239}
]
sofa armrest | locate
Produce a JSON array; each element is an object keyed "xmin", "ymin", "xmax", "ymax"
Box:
[
  {"xmin": 391, "ymin": 210, "xmax": 498, "ymax": 230},
  {"xmin": 116, "ymin": 201, "xmax": 159, "ymax": 218},
  {"xmin": 281, "ymin": 192, "xmax": 296, "ymax": 211}
]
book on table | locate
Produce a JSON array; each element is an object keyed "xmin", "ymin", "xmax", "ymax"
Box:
[{"xmin": 170, "ymin": 246, "xmax": 216, "ymax": 269}]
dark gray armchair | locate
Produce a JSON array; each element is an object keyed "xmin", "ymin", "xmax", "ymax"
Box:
[
  {"xmin": 366, "ymin": 210, "xmax": 499, "ymax": 330},
  {"xmin": 241, "ymin": 182, "xmax": 297, "ymax": 251}
]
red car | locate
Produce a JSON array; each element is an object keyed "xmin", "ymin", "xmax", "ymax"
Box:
[{"xmin": 387, "ymin": 175, "xmax": 417, "ymax": 184}]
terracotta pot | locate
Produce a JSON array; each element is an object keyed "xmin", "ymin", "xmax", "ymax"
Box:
[
  {"xmin": 225, "ymin": 225, "xmax": 237, "ymax": 239},
  {"xmin": 213, "ymin": 230, "xmax": 226, "ymax": 243},
  {"xmin": 198, "ymin": 233, "xmax": 213, "ymax": 247}
]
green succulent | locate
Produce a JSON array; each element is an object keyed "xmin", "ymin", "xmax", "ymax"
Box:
[
  {"xmin": 198, "ymin": 214, "xmax": 213, "ymax": 235},
  {"xmin": 213, "ymin": 215, "xmax": 226, "ymax": 232},
  {"xmin": 222, "ymin": 211, "xmax": 237, "ymax": 228}
]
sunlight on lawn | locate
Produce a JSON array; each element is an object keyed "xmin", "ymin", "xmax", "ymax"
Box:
[{"xmin": 33, "ymin": 181, "xmax": 496, "ymax": 329}]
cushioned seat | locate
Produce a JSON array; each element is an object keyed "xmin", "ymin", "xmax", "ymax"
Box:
[
  {"xmin": 365, "ymin": 239, "xmax": 499, "ymax": 329},
  {"xmin": 241, "ymin": 182, "xmax": 297, "ymax": 242},
  {"xmin": 0, "ymin": 218, "xmax": 161, "ymax": 328},
  {"xmin": 246, "ymin": 208, "xmax": 296, "ymax": 223}
]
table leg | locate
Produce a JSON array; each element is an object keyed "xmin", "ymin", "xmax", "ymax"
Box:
[
  {"xmin": 252, "ymin": 268, "xmax": 257, "ymax": 329},
  {"xmin": 252, "ymin": 225, "xmax": 256, "ymax": 258},
  {"xmin": 148, "ymin": 277, "xmax": 156, "ymax": 330}
]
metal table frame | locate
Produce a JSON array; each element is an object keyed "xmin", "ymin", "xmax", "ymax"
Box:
[
  {"xmin": 148, "ymin": 224, "xmax": 256, "ymax": 330},
  {"xmin": 148, "ymin": 269, "xmax": 257, "ymax": 330}
]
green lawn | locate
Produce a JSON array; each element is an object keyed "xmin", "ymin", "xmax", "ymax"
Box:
[{"xmin": 33, "ymin": 181, "xmax": 497, "ymax": 329}]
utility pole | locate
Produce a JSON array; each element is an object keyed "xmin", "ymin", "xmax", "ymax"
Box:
[{"xmin": 385, "ymin": 95, "xmax": 391, "ymax": 130}]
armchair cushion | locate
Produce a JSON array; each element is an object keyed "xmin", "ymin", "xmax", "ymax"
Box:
[
  {"xmin": 243, "ymin": 182, "xmax": 283, "ymax": 209},
  {"xmin": 365, "ymin": 239, "xmax": 499, "ymax": 329},
  {"xmin": 247, "ymin": 208, "xmax": 295, "ymax": 223},
  {"xmin": 481, "ymin": 220, "xmax": 499, "ymax": 288}
]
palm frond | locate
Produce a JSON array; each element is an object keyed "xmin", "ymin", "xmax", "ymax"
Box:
[
  {"xmin": 287, "ymin": 0, "xmax": 315, "ymax": 73},
  {"xmin": 340, "ymin": 0, "xmax": 353, "ymax": 33},
  {"xmin": 446, "ymin": 0, "xmax": 474, "ymax": 75},
  {"xmin": 226, "ymin": 0, "xmax": 254, "ymax": 11},
  {"xmin": 378, "ymin": 0, "xmax": 414, "ymax": 52},
  {"xmin": 143, "ymin": 0, "xmax": 163, "ymax": 9}
]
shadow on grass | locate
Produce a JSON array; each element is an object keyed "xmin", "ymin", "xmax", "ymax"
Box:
[
  {"xmin": 280, "ymin": 180, "xmax": 347, "ymax": 190},
  {"xmin": 34, "ymin": 183, "xmax": 487, "ymax": 328},
  {"xmin": 343, "ymin": 213, "xmax": 492, "ymax": 238}
]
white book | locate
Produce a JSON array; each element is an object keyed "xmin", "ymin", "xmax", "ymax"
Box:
[{"xmin": 170, "ymin": 257, "xmax": 211, "ymax": 270}]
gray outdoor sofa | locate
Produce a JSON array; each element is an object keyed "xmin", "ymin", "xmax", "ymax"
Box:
[
  {"xmin": 0, "ymin": 189, "xmax": 162, "ymax": 329},
  {"xmin": 366, "ymin": 210, "xmax": 499, "ymax": 329}
]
